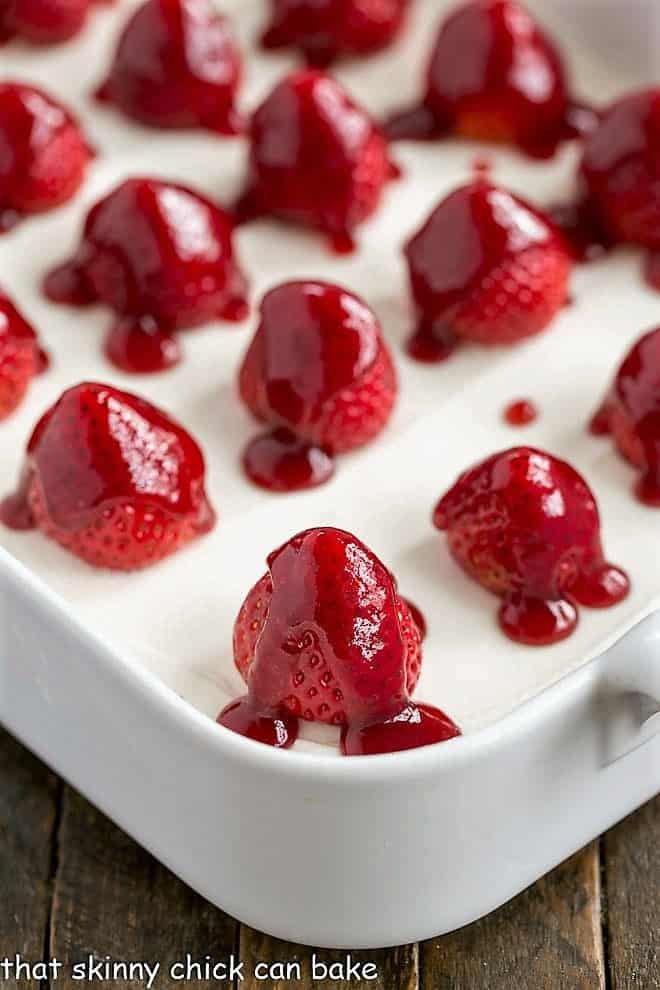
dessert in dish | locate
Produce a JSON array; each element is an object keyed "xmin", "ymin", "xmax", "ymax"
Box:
[
  {"xmin": 0, "ymin": 0, "xmax": 102, "ymax": 44},
  {"xmin": 95, "ymin": 0, "xmax": 243, "ymax": 135},
  {"xmin": 404, "ymin": 181, "xmax": 571, "ymax": 362},
  {"xmin": 239, "ymin": 280, "xmax": 397, "ymax": 492},
  {"xmin": 233, "ymin": 69, "xmax": 400, "ymax": 254},
  {"xmin": 219, "ymin": 526, "xmax": 460, "ymax": 755},
  {"xmin": 260, "ymin": 0, "xmax": 410, "ymax": 66},
  {"xmin": 433, "ymin": 447, "xmax": 630, "ymax": 645},
  {"xmin": 576, "ymin": 89, "xmax": 660, "ymax": 289},
  {"xmin": 590, "ymin": 327, "xmax": 660, "ymax": 506},
  {"xmin": 0, "ymin": 83, "xmax": 92, "ymax": 234},
  {"xmin": 0, "ymin": 289, "xmax": 48, "ymax": 420},
  {"xmin": 43, "ymin": 178, "xmax": 249, "ymax": 374},
  {"xmin": 384, "ymin": 0, "xmax": 593, "ymax": 158},
  {"xmin": 0, "ymin": 382, "xmax": 215, "ymax": 569}
]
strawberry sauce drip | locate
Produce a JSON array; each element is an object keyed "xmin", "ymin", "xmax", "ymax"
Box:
[
  {"xmin": 643, "ymin": 251, "xmax": 660, "ymax": 291},
  {"xmin": 504, "ymin": 399, "xmax": 538, "ymax": 426},
  {"xmin": 104, "ymin": 318, "xmax": 182, "ymax": 374},
  {"xmin": 218, "ymin": 528, "xmax": 460, "ymax": 755},
  {"xmin": 406, "ymin": 320, "xmax": 457, "ymax": 364},
  {"xmin": 242, "ymin": 428, "xmax": 335, "ymax": 492}
]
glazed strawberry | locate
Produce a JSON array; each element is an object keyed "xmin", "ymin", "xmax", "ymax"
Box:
[
  {"xmin": 384, "ymin": 0, "xmax": 592, "ymax": 158},
  {"xmin": 578, "ymin": 89, "xmax": 660, "ymax": 288},
  {"xmin": 233, "ymin": 572, "xmax": 423, "ymax": 696},
  {"xmin": 261, "ymin": 0, "xmax": 410, "ymax": 65},
  {"xmin": 95, "ymin": 0, "xmax": 243, "ymax": 135},
  {"xmin": 219, "ymin": 527, "xmax": 460, "ymax": 755},
  {"xmin": 234, "ymin": 69, "xmax": 400, "ymax": 254},
  {"xmin": 0, "ymin": 290, "xmax": 48, "ymax": 420},
  {"xmin": 404, "ymin": 181, "xmax": 571, "ymax": 362},
  {"xmin": 590, "ymin": 327, "xmax": 660, "ymax": 506},
  {"xmin": 239, "ymin": 281, "xmax": 397, "ymax": 491},
  {"xmin": 0, "ymin": 0, "xmax": 95, "ymax": 44},
  {"xmin": 433, "ymin": 447, "xmax": 629, "ymax": 646},
  {"xmin": 0, "ymin": 83, "xmax": 92, "ymax": 234},
  {"xmin": 43, "ymin": 178, "xmax": 249, "ymax": 374},
  {"xmin": 0, "ymin": 382, "xmax": 215, "ymax": 569}
]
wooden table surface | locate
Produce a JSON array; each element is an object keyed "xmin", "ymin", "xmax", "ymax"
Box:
[{"xmin": 1, "ymin": 728, "xmax": 658, "ymax": 990}]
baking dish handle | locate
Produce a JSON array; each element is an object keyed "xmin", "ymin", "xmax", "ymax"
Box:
[{"xmin": 600, "ymin": 611, "xmax": 660, "ymax": 767}]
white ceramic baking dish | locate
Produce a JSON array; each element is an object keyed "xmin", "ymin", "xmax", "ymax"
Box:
[{"xmin": 1, "ymin": 0, "xmax": 660, "ymax": 949}]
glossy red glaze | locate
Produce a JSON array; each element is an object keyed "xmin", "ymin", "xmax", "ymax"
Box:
[
  {"xmin": 384, "ymin": 0, "xmax": 592, "ymax": 159},
  {"xmin": 260, "ymin": 0, "xmax": 410, "ymax": 65},
  {"xmin": 234, "ymin": 69, "xmax": 399, "ymax": 253},
  {"xmin": 95, "ymin": 0, "xmax": 243, "ymax": 134},
  {"xmin": 590, "ymin": 327, "xmax": 660, "ymax": 506},
  {"xmin": 0, "ymin": 382, "xmax": 216, "ymax": 568},
  {"xmin": 0, "ymin": 0, "xmax": 96, "ymax": 44},
  {"xmin": 434, "ymin": 446, "xmax": 630, "ymax": 645},
  {"xmin": 239, "ymin": 281, "xmax": 397, "ymax": 491},
  {"xmin": 504, "ymin": 398, "xmax": 537, "ymax": 426},
  {"xmin": 547, "ymin": 197, "xmax": 613, "ymax": 263},
  {"xmin": 43, "ymin": 178, "xmax": 248, "ymax": 373},
  {"xmin": 405, "ymin": 181, "xmax": 571, "ymax": 361},
  {"xmin": 218, "ymin": 527, "xmax": 460, "ymax": 755},
  {"xmin": 0, "ymin": 289, "xmax": 48, "ymax": 420},
  {"xmin": 0, "ymin": 83, "xmax": 91, "ymax": 232},
  {"xmin": 401, "ymin": 597, "xmax": 427, "ymax": 640}
]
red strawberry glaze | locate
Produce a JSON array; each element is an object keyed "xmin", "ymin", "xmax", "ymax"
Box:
[
  {"xmin": 0, "ymin": 0, "xmax": 104, "ymax": 44},
  {"xmin": 404, "ymin": 181, "xmax": 571, "ymax": 362},
  {"xmin": 590, "ymin": 327, "xmax": 660, "ymax": 506},
  {"xmin": 260, "ymin": 0, "xmax": 410, "ymax": 65},
  {"xmin": 95, "ymin": 0, "xmax": 243, "ymax": 135},
  {"xmin": 219, "ymin": 527, "xmax": 460, "ymax": 755},
  {"xmin": 434, "ymin": 447, "xmax": 629, "ymax": 645},
  {"xmin": 0, "ymin": 382, "xmax": 215, "ymax": 568},
  {"xmin": 43, "ymin": 178, "xmax": 248, "ymax": 374},
  {"xmin": 233, "ymin": 69, "xmax": 400, "ymax": 254},
  {"xmin": 0, "ymin": 289, "xmax": 49, "ymax": 420},
  {"xmin": 384, "ymin": 0, "xmax": 594, "ymax": 159},
  {"xmin": 0, "ymin": 83, "xmax": 92, "ymax": 234},
  {"xmin": 239, "ymin": 281, "xmax": 397, "ymax": 491},
  {"xmin": 503, "ymin": 398, "xmax": 537, "ymax": 426}
]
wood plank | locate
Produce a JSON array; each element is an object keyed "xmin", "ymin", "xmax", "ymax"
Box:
[
  {"xmin": 420, "ymin": 843, "xmax": 605, "ymax": 990},
  {"xmin": 0, "ymin": 729, "xmax": 59, "ymax": 990},
  {"xmin": 239, "ymin": 927, "xmax": 418, "ymax": 990},
  {"xmin": 603, "ymin": 795, "xmax": 660, "ymax": 990},
  {"xmin": 50, "ymin": 788, "xmax": 238, "ymax": 990}
]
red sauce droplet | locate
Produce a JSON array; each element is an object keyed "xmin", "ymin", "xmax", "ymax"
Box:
[
  {"xmin": 471, "ymin": 157, "xmax": 492, "ymax": 176},
  {"xmin": 0, "ymin": 489, "xmax": 35, "ymax": 530},
  {"xmin": 401, "ymin": 597, "xmax": 427, "ymax": 640},
  {"xmin": 242, "ymin": 428, "xmax": 335, "ymax": 492},
  {"xmin": 588, "ymin": 397, "xmax": 613, "ymax": 436},
  {"xmin": 341, "ymin": 702, "xmax": 459, "ymax": 756},
  {"xmin": 104, "ymin": 317, "xmax": 182, "ymax": 374},
  {"xmin": 36, "ymin": 347, "xmax": 50, "ymax": 373},
  {"xmin": 498, "ymin": 592, "xmax": 577, "ymax": 645},
  {"xmin": 504, "ymin": 398, "xmax": 538, "ymax": 426}
]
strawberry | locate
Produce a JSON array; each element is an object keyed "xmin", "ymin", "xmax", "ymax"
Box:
[
  {"xmin": 384, "ymin": 0, "xmax": 588, "ymax": 158},
  {"xmin": 433, "ymin": 447, "xmax": 629, "ymax": 645},
  {"xmin": 404, "ymin": 181, "xmax": 571, "ymax": 362},
  {"xmin": 95, "ymin": 0, "xmax": 243, "ymax": 134},
  {"xmin": 0, "ymin": 290, "xmax": 48, "ymax": 420},
  {"xmin": 0, "ymin": 0, "xmax": 90, "ymax": 44},
  {"xmin": 0, "ymin": 83, "xmax": 92, "ymax": 233},
  {"xmin": 238, "ymin": 280, "xmax": 397, "ymax": 491},
  {"xmin": 234, "ymin": 69, "xmax": 400, "ymax": 254},
  {"xmin": 580, "ymin": 89, "xmax": 660, "ymax": 252},
  {"xmin": 233, "ymin": 572, "xmax": 423, "ymax": 699},
  {"xmin": 219, "ymin": 527, "xmax": 460, "ymax": 755},
  {"xmin": 590, "ymin": 327, "xmax": 660, "ymax": 506},
  {"xmin": 0, "ymin": 382, "xmax": 216, "ymax": 569},
  {"xmin": 261, "ymin": 0, "xmax": 410, "ymax": 65},
  {"xmin": 43, "ymin": 178, "xmax": 249, "ymax": 374}
]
